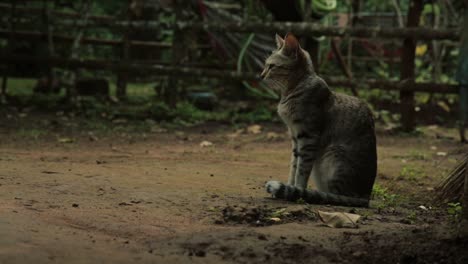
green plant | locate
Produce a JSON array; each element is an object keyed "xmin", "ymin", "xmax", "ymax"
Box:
[
  {"xmin": 17, "ymin": 128, "xmax": 45, "ymax": 140},
  {"xmin": 406, "ymin": 211, "xmax": 417, "ymax": 224},
  {"xmin": 295, "ymin": 198, "xmax": 306, "ymax": 204},
  {"xmin": 230, "ymin": 106, "xmax": 275, "ymax": 123},
  {"xmin": 399, "ymin": 165, "xmax": 425, "ymax": 181},
  {"xmin": 447, "ymin": 202, "xmax": 462, "ymax": 220},
  {"xmin": 393, "ymin": 150, "xmax": 427, "ymax": 161},
  {"xmin": 372, "ymin": 184, "xmax": 401, "ymax": 209}
]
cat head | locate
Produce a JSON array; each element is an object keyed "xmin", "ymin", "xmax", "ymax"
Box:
[{"xmin": 261, "ymin": 33, "xmax": 314, "ymax": 93}]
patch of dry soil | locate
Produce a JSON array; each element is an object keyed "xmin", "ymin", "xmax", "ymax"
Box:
[{"xmin": 1, "ymin": 124, "xmax": 467, "ymax": 263}]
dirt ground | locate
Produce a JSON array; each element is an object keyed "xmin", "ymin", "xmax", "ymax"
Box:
[{"xmin": 1, "ymin": 114, "xmax": 468, "ymax": 264}]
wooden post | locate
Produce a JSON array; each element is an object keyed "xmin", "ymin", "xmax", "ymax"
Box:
[
  {"xmin": 399, "ymin": 0, "xmax": 423, "ymax": 132},
  {"xmin": 1, "ymin": 0, "xmax": 16, "ymax": 100},
  {"xmin": 43, "ymin": 0, "xmax": 55, "ymax": 94},
  {"xmin": 64, "ymin": 1, "xmax": 92, "ymax": 101},
  {"xmin": 167, "ymin": 0, "xmax": 189, "ymax": 108},
  {"xmin": 347, "ymin": 0, "xmax": 360, "ymax": 74},
  {"xmin": 116, "ymin": 1, "xmax": 131, "ymax": 101}
]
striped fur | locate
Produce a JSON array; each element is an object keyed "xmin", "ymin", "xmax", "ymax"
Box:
[
  {"xmin": 266, "ymin": 181, "xmax": 369, "ymax": 207},
  {"xmin": 262, "ymin": 34, "xmax": 377, "ymax": 207}
]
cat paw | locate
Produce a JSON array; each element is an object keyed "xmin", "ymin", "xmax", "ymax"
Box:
[{"xmin": 265, "ymin": 181, "xmax": 283, "ymax": 197}]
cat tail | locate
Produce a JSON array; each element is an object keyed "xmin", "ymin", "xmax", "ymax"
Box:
[{"xmin": 265, "ymin": 181, "xmax": 369, "ymax": 207}]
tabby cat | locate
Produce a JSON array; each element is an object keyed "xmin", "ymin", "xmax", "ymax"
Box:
[{"xmin": 262, "ymin": 33, "xmax": 377, "ymax": 207}]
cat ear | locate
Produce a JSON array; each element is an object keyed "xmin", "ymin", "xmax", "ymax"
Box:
[
  {"xmin": 275, "ymin": 33, "xmax": 284, "ymax": 49},
  {"xmin": 283, "ymin": 33, "xmax": 300, "ymax": 57}
]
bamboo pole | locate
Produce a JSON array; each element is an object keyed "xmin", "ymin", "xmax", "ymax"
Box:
[
  {"xmin": 0, "ymin": 30, "xmax": 172, "ymax": 48},
  {"xmin": 0, "ymin": 3, "xmax": 460, "ymax": 41},
  {"xmin": 0, "ymin": 55, "xmax": 459, "ymax": 94},
  {"xmin": 178, "ymin": 22, "xmax": 460, "ymax": 41}
]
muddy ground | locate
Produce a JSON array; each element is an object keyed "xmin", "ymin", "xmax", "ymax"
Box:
[{"xmin": 1, "ymin": 113, "xmax": 468, "ymax": 264}]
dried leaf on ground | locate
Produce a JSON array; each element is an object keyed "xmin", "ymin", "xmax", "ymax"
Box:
[
  {"xmin": 227, "ymin": 129, "xmax": 245, "ymax": 139},
  {"xmin": 200, "ymin": 141, "xmax": 214, "ymax": 147},
  {"xmin": 247, "ymin": 125, "xmax": 262, "ymax": 134},
  {"xmin": 58, "ymin": 137, "xmax": 74, "ymax": 143},
  {"xmin": 266, "ymin": 132, "xmax": 282, "ymax": 141},
  {"xmin": 318, "ymin": 210, "xmax": 361, "ymax": 228},
  {"xmin": 151, "ymin": 126, "xmax": 167, "ymax": 133}
]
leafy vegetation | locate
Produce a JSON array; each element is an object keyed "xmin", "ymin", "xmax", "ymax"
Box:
[
  {"xmin": 372, "ymin": 184, "xmax": 402, "ymax": 209},
  {"xmin": 398, "ymin": 165, "xmax": 426, "ymax": 181},
  {"xmin": 446, "ymin": 202, "xmax": 463, "ymax": 221}
]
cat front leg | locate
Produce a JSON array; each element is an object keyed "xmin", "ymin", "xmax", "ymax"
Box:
[
  {"xmin": 287, "ymin": 139, "xmax": 298, "ymax": 185},
  {"xmin": 294, "ymin": 134, "xmax": 320, "ymax": 189}
]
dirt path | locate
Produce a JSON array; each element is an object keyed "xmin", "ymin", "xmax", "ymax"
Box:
[{"xmin": 1, "ymin": 124, "xmax": 467, "ymax": 263}]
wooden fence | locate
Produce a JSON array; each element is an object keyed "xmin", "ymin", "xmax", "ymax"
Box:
[{"xmin": 0, "ymin": 0, "xmax": 462, "ymax": 131}]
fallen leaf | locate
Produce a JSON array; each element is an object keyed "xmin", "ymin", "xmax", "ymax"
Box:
[
  {"xmin": 151, "ymin": 126, "xmax": 167, "ymax": 133},
  {"xmin": 247, "ymin": 125, "xmax": 262, "ymax": 134},
  {"xmin": 418, "ymin": 205, "xmax": 428, "ymax": 211},
  {"xmin": 269, "ymin": 217, "xmax": 281, "ymax": 222},
  {"xmin": 266, "ymin": 132, "xmax": 281, "ymax": 141},
  {"xmin": 437, "ymin": 101, "xmax": 450, "ymax": 112},
  {"xmin": 227, "ymin": 129, "xmax": 245, "ymax": 139},
  {"xmin": 436, "ymin": 152, "xmax": 447, "ymax": 156},
  {"xmin": 58, "ymin": 137, "xmax": 74, "ymax": 143},
  {"xmin": 88, "ymin": 132, "xmax": 98, "ymax": 141},
  {"xmin": 112, "ymin": 118, "xmax": 128, "ymax": 124},
  {"xmin": 200, "ymin": 141, "xmax": 213, "ymax": 147},
  {"xmin": 318, "ymin": 210, "xmax": 361, "ymax": 228}
]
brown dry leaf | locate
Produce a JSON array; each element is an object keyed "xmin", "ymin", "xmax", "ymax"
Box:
[
  {"xmin": 247, "ymin": 125, "xmax": 262, "ymax": 134},
  {"xmin": 58, "ymin": 137, "xmax": 74, "ymax": 143},
  {"xmin": 266, "ymin": 132, "xmax": 281, "ymax": 141},
  {"xmin": 318, "ymin": 210, "xmax": 361, "ymax": 228},
  {"xmin": 227, "ymin": 129, "xmax": 245, "ymax": 139},
  {"xmin": 200, "ymin": 141, "xmax": 214, "ymax": 147},
  {"xmin": 437, "ymin": 101, "xmax": 450, "ymax": 112},
  {"xmin": 150, "ymin": 125, "xmax": 167, "ymax": 133}
]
